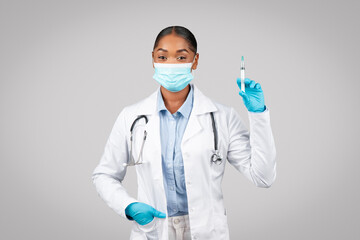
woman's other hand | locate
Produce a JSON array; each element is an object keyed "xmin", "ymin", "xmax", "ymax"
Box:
[{"xmin": 125, "ymin": 202, "xmax": 166, "ymax": 225}]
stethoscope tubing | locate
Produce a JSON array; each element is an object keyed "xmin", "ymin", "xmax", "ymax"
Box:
[{"xmin": 126, "ymin": 112, "xmax": 222, "ymax": 166}]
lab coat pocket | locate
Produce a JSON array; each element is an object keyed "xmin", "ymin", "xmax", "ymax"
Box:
[
  {"xmin": 213, "ymin": 211, "xmax": 228, "ymax": 237},
  {"xmin": 136, "ymin": 217, "xmax": 159, "ymax": 240},
  {"xmin": 138, "ymin": 217, "xmax": 157, "ymax": 232}
]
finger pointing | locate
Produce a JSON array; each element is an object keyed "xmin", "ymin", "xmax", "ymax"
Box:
[{"xmin": 153, "ymin": 209, "xmax": 166, "ymax": 218}]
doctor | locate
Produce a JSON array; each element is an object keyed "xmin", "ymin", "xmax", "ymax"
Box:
[{"xmin": 92, "ymin": 25, "xmax": 277, "ymax": 240}]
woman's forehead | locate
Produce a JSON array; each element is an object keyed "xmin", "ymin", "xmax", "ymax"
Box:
[{"xmin": 155, "ymin": 34, "xmax": 191, "ymax": 52}]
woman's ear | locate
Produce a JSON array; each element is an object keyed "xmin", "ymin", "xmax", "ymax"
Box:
[
  {"xmin": 192, "ymin": 53, "xmax": 199, "ymax": 70},
  {"xmin": 151, "ymin": 51, "xmax": 154, "ymax": 68}
]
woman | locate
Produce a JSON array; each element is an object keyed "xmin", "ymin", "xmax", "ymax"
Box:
[{"xmin": 92, "ymin": 26, "xmax": 277, "ymax": 240}]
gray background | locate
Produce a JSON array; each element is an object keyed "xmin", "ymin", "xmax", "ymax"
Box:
[{"xmin": 1, "ymin": 0, "xmax": 359, "ymax": 239}]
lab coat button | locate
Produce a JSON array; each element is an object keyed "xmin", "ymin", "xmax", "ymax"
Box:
[
  {"xmin": 174, "ymin": 219, "xmax": 180, "ymax": 224},
  {"xmin": 193, "ymin": 235, "xmax": 197, "ymax": 239},
  {"xmin": 190, "ymin": 208, "xmax": 194, "ymax": 212}
]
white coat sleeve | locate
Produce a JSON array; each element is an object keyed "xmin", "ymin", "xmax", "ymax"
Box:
[
  {"xmin": 92, "ymin": 107, "xmax": 138, "ymax": 219},
  {"xmin": 226, "ymin": 106, "xmax": 277, "ymax": 188}
]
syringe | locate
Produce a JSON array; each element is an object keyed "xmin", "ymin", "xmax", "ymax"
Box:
[{"xmin": 240, "ymin": 56, "xmax": 245, "ymax": 93}]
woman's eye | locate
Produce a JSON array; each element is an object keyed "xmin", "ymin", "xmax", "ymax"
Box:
[
  {"xmin": 158, "ymin": 56, "xmax": 166, "ymax": 60},
  {"xmin": 177, "ymin": 56, "xmax": 186, "ymax": 60}
]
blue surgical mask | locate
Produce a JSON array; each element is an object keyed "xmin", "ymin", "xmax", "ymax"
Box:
[{"xmin": 152, "ymin": 59, "xmax": 195, "ymax": 92}]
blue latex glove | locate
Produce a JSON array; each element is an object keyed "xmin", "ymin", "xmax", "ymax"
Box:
[
  {"xmin": 125, "ymin": 202, "xmax": 166, "ymax": 225},
  {"xmin": 236, "ymin": 77, "xmax": 266, "ymax": 112}
]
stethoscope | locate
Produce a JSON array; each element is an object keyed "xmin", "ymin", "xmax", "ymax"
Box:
[{"xmin": 123, "ymin": 112, "xmax": 223, "ymax": 167}]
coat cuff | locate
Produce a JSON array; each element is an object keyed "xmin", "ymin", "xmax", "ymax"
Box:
[
  {"xmin": 248, "ymin": 105, "xmax": 270, "ymax": 118},
  {"xmin": 120, "ymin": 197, "xmax": 139, "ymax": 220}
]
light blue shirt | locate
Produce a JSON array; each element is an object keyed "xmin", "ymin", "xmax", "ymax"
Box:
[{"xmin": 157, "ymin": 84, "xmax": 194, "ymax": 217}]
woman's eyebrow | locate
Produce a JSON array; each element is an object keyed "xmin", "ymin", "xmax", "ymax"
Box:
[
  {"xmin": 176, "ymin": 49, "xmax": 189, "ymax": 53},
  {"xmin": 156, "ymin": 48, "xmax": 189, "ymax": 53}
]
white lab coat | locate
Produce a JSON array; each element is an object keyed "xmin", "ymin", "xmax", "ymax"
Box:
[{"xmin": 92, "ymin": 83, "xmax": 277, "ymax": 240}]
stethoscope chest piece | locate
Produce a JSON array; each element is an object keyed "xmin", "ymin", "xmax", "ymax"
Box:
[{"xmin": 211, "ymin": 150, "xmax": 222, "ymax": 165}]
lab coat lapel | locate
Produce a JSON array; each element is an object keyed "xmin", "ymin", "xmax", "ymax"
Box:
[
  {"xmin": 182, "ymin": 83, "xmax": 218, "ymax": 144},
  {"xmin": 181, "ymin": 110, "xmax": 202, "ymax": 145},
  {"xmin": 143, "ymin": 113, "xmax": 162, "ymax": 180}
]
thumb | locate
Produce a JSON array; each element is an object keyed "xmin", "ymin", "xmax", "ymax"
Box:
[
  {"xmin": 239, "ymin": 90, "xmax": 249, "ymax": 102},
  {"xmin": 152, "ymin": 208, "xmax": 166, "ymax": 218}
]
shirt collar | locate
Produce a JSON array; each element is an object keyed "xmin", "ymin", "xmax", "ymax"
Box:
[{"xmin": 157, "ymin": 84, "xmax": 194, "ymax": 119}]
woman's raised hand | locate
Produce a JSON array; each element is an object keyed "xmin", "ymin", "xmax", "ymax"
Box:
[{"xmin": 236, "ymin": 77, "xmax": 266, "ymax": 112}]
